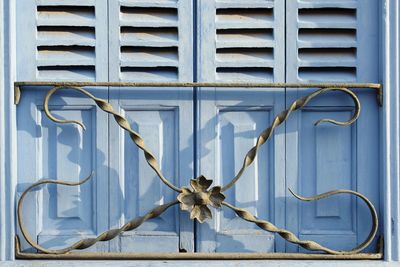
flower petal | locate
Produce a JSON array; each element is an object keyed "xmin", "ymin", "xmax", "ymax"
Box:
[
  {"xmin": 181, "ymin": 187, "xmax": 192, "ymax": 194},
  {"xmin": 191, "ymin": 175, "xmax": 213, "ymax": 192},
  {"xmin": 190, "ymin": 205, "xmax": 201, "ymax": 221},
  {"xmin": 190, "ymin": 205, "xmax": 212, "ymax": 223},
  {"xmin": 177, "ymin": 187, "xmax": 195, "ymax": 210},
  {"xmin": 198, "ymin": 175, "xmax": 213, "ymax": 190},
  {"xmin": 190, "ymin": 179, "xmax": 200, "ymax": 191},
  {"xmin": 210, "ymin": 186, "xmax": 221, "ymax": 194},
  {"xmin": 209, "ymin": 186, "xmax": 225, "ymax": 208},
  {"xmin": 198, "ymin": 205, "xmax": 212, "ymax": 222},
  {"xmin": 180, "ymin": 202, "xmax": 192, "ymax": 211}
]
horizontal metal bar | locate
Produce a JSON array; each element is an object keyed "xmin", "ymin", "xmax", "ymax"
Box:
[
  {"xmin": 14, "ymin": 81, "xmax": 383, "ymax": 106},
  {"xmin": 14, "ymin": 236, "xmax": 384, "ymax": 260},
  {"xmin": 15, "ymin": 81, "xmax": 382, "ymax": 89},
  {"xmin": 15, "ymin": 252, "xmax": 383, "ymax": 260}
]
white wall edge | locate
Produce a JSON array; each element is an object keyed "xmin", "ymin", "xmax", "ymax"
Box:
[
  {"xmin": 0, "ymin": 0, "xmax": 16, "ymax": 261},
  {"xmin": 0, "ymin": 0, "xmax": 6, "ymax": 259},
  {"xmin": 382, "ymin": 0, "xmax": 400, "ymax": 261}
]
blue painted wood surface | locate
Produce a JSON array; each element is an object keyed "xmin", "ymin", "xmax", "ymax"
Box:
[
  {"xmin": 12, "ymin": 0, "xmax": 383, "ymax": 257},
  {"xmin": 108, "ymin": 87, "xmax": 194, "ymax": 252},
  {"xmin": 17, "ymin": 87, "xmax": 109, "ymax": 252},
  {"xmin": 285, "ymin": 0, "xmax": 380, "ymax": 253}
]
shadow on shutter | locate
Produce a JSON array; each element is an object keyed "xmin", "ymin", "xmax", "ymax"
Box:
[
  {"xmin": 108, "ymin": 0, "xmax": 194, "ymax": 253},
  {"xmin": 285, "ymin": 0, "xmax": 380, "ymax": 253},
  {"xmin": 197, "ymin": 0, "xmax": 286, "ymax": 253}
]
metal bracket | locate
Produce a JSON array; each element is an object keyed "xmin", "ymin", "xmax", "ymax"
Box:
[
  {"xmin": 377, "ymin": 84, "xmax": 384, "ymax": 106},
  {"xmin": 14, "ymin": 84, "xmax": 21, "ymax": 105}
]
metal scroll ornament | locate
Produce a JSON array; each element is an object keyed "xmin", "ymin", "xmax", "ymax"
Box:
[{"xmin": 17, "ymin": 86, "xmax": 378, "ymax": 255}]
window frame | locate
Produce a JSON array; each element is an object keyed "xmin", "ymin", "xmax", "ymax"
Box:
[{"xmin": 1, "ymin": 0, "xmax": 399, "ymax": 264}]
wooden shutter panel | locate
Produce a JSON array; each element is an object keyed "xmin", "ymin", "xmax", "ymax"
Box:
[
  {"xmin": 16, "ymin": 0, "xmax": 109, "ymax": 252},
  {"xmin": 108, "ymin": 0, "xmax": 194, "ymax": 252},
  {"xmin": 199, "ymin": 0, "xmax": 283, "ymax": 82},
  {"xmin": 197, "ymin": 0, "xmax": 286, "ymax": 252},
  {"xmin": 287, "ymin": 1, "xmax": 362, "ymax": 83},
  {"xmin": 16, "ymin": 0, "xmax": 108, "ymax": 81},
  {"xmin": 17, "ymin": 88, "xmax": 110, "ymax": 252},
  {"xmin": 109, "ymin": 0, "xmax": 192, "ymax": 82},
  {"xmin": 286, "ymin": 0, "xmax": 380, "ymax": 252}
]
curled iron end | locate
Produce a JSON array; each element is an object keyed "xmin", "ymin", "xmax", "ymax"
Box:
[
  {"xmin": 315, "ymin": 118, "xmax": 352, "ymax": 126},
  {"xmin": 312, "ymin": 88, "xmax": 361, "ymax": 127},
  {"xmin": 288, "ymin": 187, "xmax": 378, "ymax": 254},
  {"xmin": 43, "ymin": 86, "xmax": 92, "ymax": 131},
  {"xmin": 17, "ymin": 171, "xmax": 95, "ymax": 254}
]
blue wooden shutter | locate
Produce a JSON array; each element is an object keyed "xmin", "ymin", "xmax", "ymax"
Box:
[
  {"xmin": 17, "ymin": 0, "xmax": 108, "ymax": 81},
  {"xmin": 197, "ymin": 0, "xmax": 286, "ymax": 252},
  {"xmin": 285, "ymin": 0, "xmax": 380, "ymax": 252},
  {"xmin": 16, "ymin": 0, "xmax": 110, "ymax": 252},
  {"xmin": 108, "ymin": 0, "xmax": 194, "ymax": 252},
  {"xmin": 17, "ymin": 88, "xmax": 109, "ymax": 252},
  {"xmin": 109, "ymin": 0, "xmax": 192, "ymax": 82}
]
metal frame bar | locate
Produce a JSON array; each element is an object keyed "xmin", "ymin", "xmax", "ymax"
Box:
[
  {"xmin": 14, "ymin": 82, "xmax": 383, "ymax": 260},
  {"xmin": 14, "ymin": 236, "xmax": 383, "ymax": 260},
  {"xmin": 13, "ymin": 81, "xmax": 383, "ymax": 106}
]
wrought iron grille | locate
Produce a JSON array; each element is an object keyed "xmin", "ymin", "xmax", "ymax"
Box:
[{"xmin": 14, "ymin": 82, "xmax": 383, "ymax": 260}]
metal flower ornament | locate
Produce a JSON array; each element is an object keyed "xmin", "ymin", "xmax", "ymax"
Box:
[
  {"xmin": 16, "ymin": 85, "xmax": 378, "ymax": 256},
  {"xmin": 178, "ymin": 175, "xmax": 225, "ymax": 223}
]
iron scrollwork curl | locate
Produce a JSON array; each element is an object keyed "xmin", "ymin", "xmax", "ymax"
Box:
[
  {"xmin": 17, "ymin": 86, "xmax": 378, "ymax": 255},
  {"xmin": 17, "ymin": 172, "xmax": 179, "ymax": 254},
  {"xmin": 44, "ymin": 86, "xmax": 181, "ymax": 193}
]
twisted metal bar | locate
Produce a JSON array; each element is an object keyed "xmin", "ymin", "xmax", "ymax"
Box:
[
  {"xmin": 43, "ymin": 86, "xmax": 181, "ymax": 193},
  {"xmin": 221, "ymin": 87, "xmax": 361, "ymax": 192},
  {"xmin": 222, "ymin": 189, "xmax": 378, "ymax": 255},
  {"xmin": 17, "ymin": 172, "xmax": 179, "ymax": 254},
  {"xmin": 16, "ymin": 85, "xmax": 377, "ymax": 255}
]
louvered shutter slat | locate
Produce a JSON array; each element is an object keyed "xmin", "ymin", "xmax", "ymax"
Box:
[
  {"xmin": 200, "ymin": 1, "xmax": 279, "ymax": 82},
  {"xmin": 120, "ymin": 27, "xmax": 179, "ymax": 47},
  {"xmin": 290, "ymin": 6, "xmax": 358, "ymax": 82},
  {"xmin": 37, "ymin": 6, "xmax": 96, "ymax": 27},
  {"xmin": 17, "ymin": 0, "xmax": 108, "ymax": 81},
  {"xmin": 298, "ymin": 8, "xmax": 357, "ymax": 29},
  {"xmin": 216, "ymin": 1, "xmax": 274, "ymax": 9},
  {"xmin": 37, "ymin": 27, "xmax": 96, "ymax": 47},
  {"xmin": 110, "ymin": 0, "xmax": 191, "ymax": 82},
  {"xmin": 119, "ymin": 0, "xmax": 178, "ymax": 8},
  {"xmin": 297, "ymin": 29, "xmax": 357, "ymax": 48},
  {"xmin": 297, "ymin": 1, "xmax": 358, "ymax": 9},
  {"xmin": 36, "ymin": 0, "xmax": 96, "ymax": 6}
]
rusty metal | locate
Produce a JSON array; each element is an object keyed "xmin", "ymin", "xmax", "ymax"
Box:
[{"xmin": 15, "ymin": 83, "xmax": 380, "ymax": 258}]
